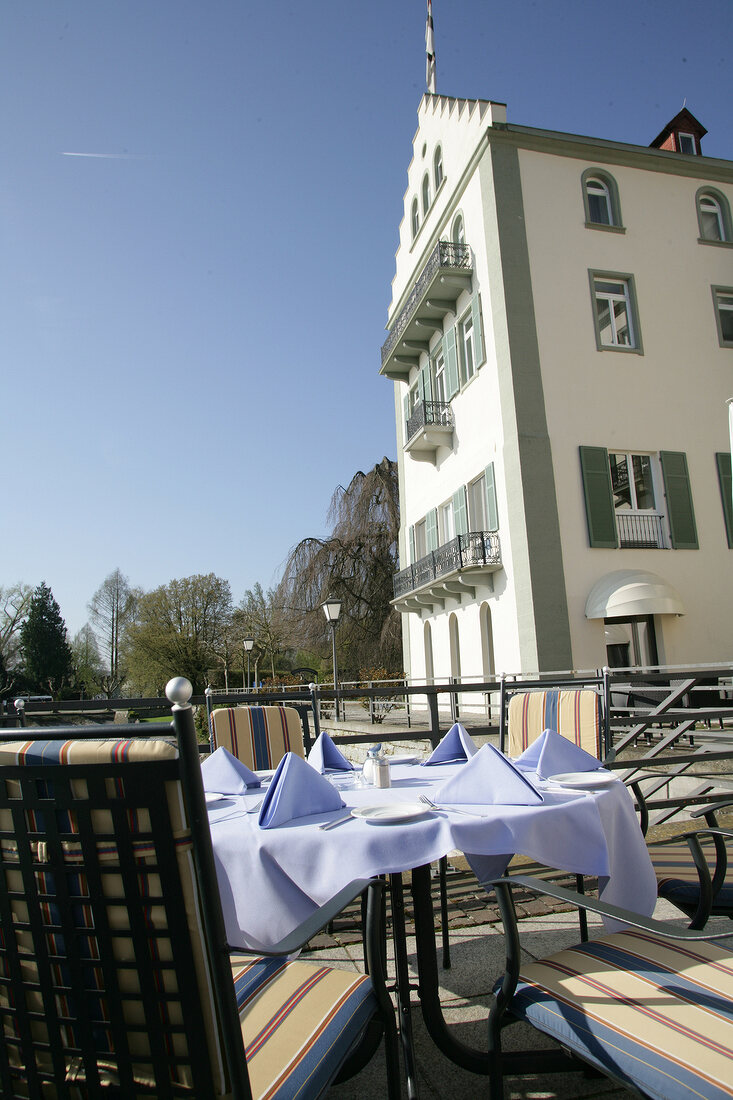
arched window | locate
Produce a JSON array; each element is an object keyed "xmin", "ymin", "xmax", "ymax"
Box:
[
  {"xmin": 411, "ymin": 198, "xmax": 420, "ymax": 240},
  {"xmin": 422, "ymin": 173, "xmax": 431, "ymax": 216},
  {"xmin": 697, "ymin": 188, "xmax": 732, "ymax": 243},
  {"xmin": 423, "ymin": 621, "xmax": 434, "ymax": 685},
  {"xmin": 581, "ymin": 169, "xmax": 623, "ymax": 229},
  {"xmin": 433, "ymin": 145, "xmax": 444, "ymax": 191},
  {"xmin": 448, "ymin": 613, "xmax": 461, "ymax": 683},
  {"xmin": 452, "ymin": 213, "xmax": 465, "ymax": 246},
  {"xmin": 479, "ymin": 603, "xmax": 496, "ymax": 681}
]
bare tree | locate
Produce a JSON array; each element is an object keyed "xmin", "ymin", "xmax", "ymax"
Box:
[
  {"xmin": 277, "ymin": 457, "xmax": 402, "ymax": 674},
  {"xmin": 88, "ymin": 569, "xmax": 139, "ymax": 695},
  {"xmin": 0, "ymin": 583, "xmax": 33, "ymax": 671},
  {"xmin": 232, "ymin": 584, "xmax": 288, "ymax": 682}
]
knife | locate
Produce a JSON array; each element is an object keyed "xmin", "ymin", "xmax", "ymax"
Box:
[{"xmin": 318, "ymin": 811, "xmax": 354, "ymax": 831}]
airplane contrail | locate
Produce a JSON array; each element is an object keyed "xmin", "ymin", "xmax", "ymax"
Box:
[{"xmin": 61, "ymin": 151, "xmax": 142, "ymax": 159}]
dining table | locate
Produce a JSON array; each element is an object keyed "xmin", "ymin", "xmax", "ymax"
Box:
[{"xmin": 206, "ymin": 754, "xmax": 657, "ymax": 1097}]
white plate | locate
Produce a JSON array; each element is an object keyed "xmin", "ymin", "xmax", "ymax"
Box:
[
  {"xmin": 205, "ymin": 792, "xmax": 226, "ymax": 803},
  {"xmin": 388, "ymin": 754, "xmax": 419, "ymax": 766},
  {"xmin": 351, "ymin": 803, "xmax": 430, "ymax": 825},
  {"xmin": 547, "ymin": 771, "xmax": 616, "ymax": 790}
]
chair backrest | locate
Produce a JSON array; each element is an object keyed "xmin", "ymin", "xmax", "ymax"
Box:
[
  {"xmin": 0, "ymin": 730, "xmax": 245, "ymax": 1098},
  {"xmin": 210, "ymin": 705, "xmax": 304, "ymax": 769},
  {"xmin": 506, "ymin": 688, "xmax": 602, "ymax": 758}
]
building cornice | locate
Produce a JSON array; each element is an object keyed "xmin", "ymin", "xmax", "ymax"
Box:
[{"xmin": 491, "ymin": 123, "xmax": 733, "ymax": 184}]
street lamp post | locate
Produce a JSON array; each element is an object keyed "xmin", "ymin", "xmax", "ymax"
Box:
[
  {"xmin": 321, "ymin": 596, "xmax": 342, "ymax": 721},
  {"xmin": 243, "ymin": 636, "xmax": 254, "ymax": 692}
]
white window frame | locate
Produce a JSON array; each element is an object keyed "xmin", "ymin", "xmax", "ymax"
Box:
[
  {"xmin": 608, "ymin": 451, "xmax": 667, "ymax": 548},
  {"xmin": 432, "ymin": 349, "xmax": 446, "ymax": 403},
  {"xmin": 590, "ymin": 271, "xmax": 642, "ymax": 352},
  {"xmin": 697, "ymin": 189, "xmax": 731, "ymax": 244},
  {"xmin": 413, "ymin": 518, "xmax": 427, "ymax": 560},
  {"xmin": 467, "ymin": 473, "xmax": 487, "ymax": 531},
  {"xmin": 411, "ymin": 199, "xmax": 419, "ymax": 240},
  {"xmin": 452, "ymin": 213, "xmax": 465, "ymax": 246},
  {"xmin": 438, "ymin": 499, "xmax": 455, "ymax": 545},
  {"xmin": 609, "ymin": 452, "xmax": 657, "ymax": 513},
  {"xmin": 678, "ymin": 131, "xmax": 697, "ymax": 155},
  {"xmin": 700, "ymin": 194, "xmax": 724, "ymax": 241},
  {"xmin": 586, "ymin": 177, "xmax": 612, "ymax": 225},
  {"xmin": 422, "ymin": 173, "xmax": 431, "ymax": 215},
  {"xmin": 458, "ymin": 309, "xmax": 476, "ymax": 386},
  {"xmin": 433, "ymin": 146, "xmax": 443, "ymax": 191},
  {"xmin": 713, "ymin": 287, "xmax": 733, "ymax": 348}
]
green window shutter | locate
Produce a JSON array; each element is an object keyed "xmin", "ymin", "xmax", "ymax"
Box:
[
  {"xmin": 579, "ymin": 446, "xmax": 618, "ymax": 548},
  {"xmin": 471, "ymin": 291, "xmax": 484, "ymax": 367},
  {"xmin": 409, "ymin": 525, "xmax": 416, "ymax": 564},
  {"xmin": 426, "ymin": 508, "xmax": 438, "ymax": 552},
  {"xmin": 660, "ymin": 451, "xmax": 698, "ymax": 549},
  {"xmin": 419, "ymin": 362, "xmax": 432, "ymax": 402},
  {"xmin": 452, "ymin": 486, "xmax": 468, "ymax": 535},
  {"xmin": 444, "ymin": 326, "xmax": 459, "ymax": 399},
  {"xmin": 716, "ymin": 453, "xmax": 733, "ymax": 548},
  {"xmin": 484, "ymin": 463, "xmax": 498, "ymax": 531},
  {"xmin": 403, "ymin": 393, "xmax": 410, "ymax": 433}
]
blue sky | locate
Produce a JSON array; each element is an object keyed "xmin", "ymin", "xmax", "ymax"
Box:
[{"xmin": 3, "ymin": 0, "xmax": 731, "ymax": 638}]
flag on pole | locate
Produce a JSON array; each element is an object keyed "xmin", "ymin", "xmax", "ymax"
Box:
[{"xmin": 426, "ymin": 0, "xmax": 436, "ymax": 94}]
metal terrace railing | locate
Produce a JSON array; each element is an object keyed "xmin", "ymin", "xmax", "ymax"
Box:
[
  {"xmin": 616, "ymin": 511, "xmax": 667, "ymax": 548},
  {"xmin": 393, "ymin": 531, "xmax": 501, "ymax": 599},
  {"xmin": 6, "ymin": 665, "xmax": 733, "ymax": 829},
  {"xmin": 381, "ymin": 240, "xmax": 472, "ymax": 366},
  {"xmin": 405, "ymin": 399, "xmax": 453, "ymax": 442}
]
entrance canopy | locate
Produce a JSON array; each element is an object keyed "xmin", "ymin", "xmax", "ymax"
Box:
[{"xmin": 585, "ymin": 569, "xmax": 685, "ymax": 619}]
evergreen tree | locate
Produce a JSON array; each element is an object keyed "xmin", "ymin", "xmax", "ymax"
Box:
[{"xmin": 20, "ymin": 582, "xmax": 73, "ymax": 696}]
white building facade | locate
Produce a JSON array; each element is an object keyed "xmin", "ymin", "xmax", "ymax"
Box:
[{"xmin": 382, "ymin": 98, "xmax": 733, "ymax": 680}]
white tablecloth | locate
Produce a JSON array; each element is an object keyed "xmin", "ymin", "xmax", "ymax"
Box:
[{"xmin": 207, "ymin": 761, "xmax": 657, "ymax": 951}]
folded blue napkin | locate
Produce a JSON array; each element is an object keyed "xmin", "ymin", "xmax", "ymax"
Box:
[
  {"xmin": 258, "ymin": 752, "xmax": 344, "ymax": 828},
  {"xmin": 514, "ymin": 729, "xmax": 601, "ymax": 779},
  {"xmin": 423, "ymin": 722, "xmax": 478, "ymax": 765},
  {"xmin": 202, "ymin": 747, "xmax": 261, "ymax": 793},
  {"xmin": 307, "ymin": 731, "xmax": 354, "ymax": 773},
  {"xmin": 434, "ymin": 743, "xmax": 543, "ymax": 805}
]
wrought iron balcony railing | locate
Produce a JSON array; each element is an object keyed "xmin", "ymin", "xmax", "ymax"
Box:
[
  {"xmin": 393, "ymin": 531, "xmax": 502, "ymax": 600},
  {"xmin": 616, "ymin": 511, "xmax": 667, "ymax": 549},
  {"xmin": 381, "ymin": 240, "xmax": 472, "ymax": 366},
  {"xmin": 405, "ymin": 400, "xmax": 454, "ymax": 443}
]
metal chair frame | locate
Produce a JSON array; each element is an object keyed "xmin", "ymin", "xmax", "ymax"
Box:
[{"xmin": 0, "ymin": 693, "xmax": 400, "ymax": 1099}]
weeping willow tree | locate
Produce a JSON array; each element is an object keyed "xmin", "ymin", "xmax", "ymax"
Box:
[{"xmin": 277, "ymin": 457, "xmax": 402, "ymax": 675}]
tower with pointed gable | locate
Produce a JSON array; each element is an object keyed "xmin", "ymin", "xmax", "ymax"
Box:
[{"xmin": 381, "ymin": 95, "xmax": 733, "ymax": 680}]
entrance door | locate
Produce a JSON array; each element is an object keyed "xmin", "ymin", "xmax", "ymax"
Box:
[{"xmin": 604, "ymin": 615, "xmax": 658, "ymax": 668}]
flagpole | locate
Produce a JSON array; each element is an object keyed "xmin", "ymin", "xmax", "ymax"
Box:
[{"xmin": 426, "ymin": 0, "xmax": 436, "ymax": 95}]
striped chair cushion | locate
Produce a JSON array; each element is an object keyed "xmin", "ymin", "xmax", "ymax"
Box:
[
  {"xmin": 507, "ymin": 689, "xmax": 601, "ymax": 757},
  {"xmin": 231, "ymin": 954, "xmax": 377, "ymax": 1100},
  {"xmin": 211, "ymin": 706, "xmax": 305, "ymax": 770},
  {"xmin": 508, "ymin": 929, "xmax": 733, "ymax": 1100},
  {"xmin": 651, "ymin": 838, "xmax": 733, "ymax": 913}
]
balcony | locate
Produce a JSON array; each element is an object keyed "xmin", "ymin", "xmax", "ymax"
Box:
[
  {"xmin": 404, "ymin": 400, "xmax": 454, "ymax": 460},
  {"xmin": 392, "ymin": 531, "xmax": 502, "ymax": 613},
  {"xmin": 380, "ymin": 241, "xmax": 473, "ymax": 380},
  {"xmin": 616, "ymin": 512, "xmax": 667, "ymax": 549}
]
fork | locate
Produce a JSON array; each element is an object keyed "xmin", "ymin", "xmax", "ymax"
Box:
[{"xmin": 419, "ymin": 794, "xmax": 487, "ymax": 818}]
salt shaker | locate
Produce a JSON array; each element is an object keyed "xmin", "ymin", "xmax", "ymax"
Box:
[
  {"xmin": 373, "ymin": 745, "xmax": 391, "ymax": 789},
  {"xmin": 362, "ymin": 745, "xmax": 380, "ymax": 786}
]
